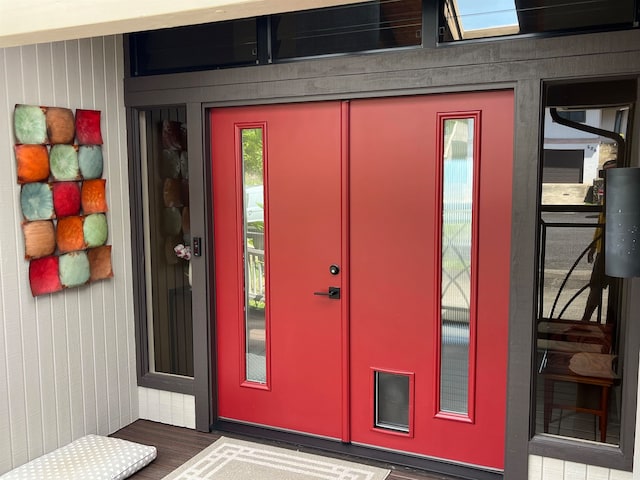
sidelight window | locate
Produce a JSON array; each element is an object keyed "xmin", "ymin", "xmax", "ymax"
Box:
[
  {"xmin": 240, "ymin": 127, "xmax": 268, "ymax": 385},
  {"xmin": 138, "ymin": 107, "xmax": 193, "ymax": 378},
  {"xmin": 437, "ymin": 116, "xmax": 478, "ymax": 420},
  {"xmin": 535, "ymin": 104, "xmax": 630, "ymax": 445}
]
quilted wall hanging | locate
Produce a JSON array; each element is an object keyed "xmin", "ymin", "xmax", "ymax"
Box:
[{"xmin": 14, "ymin": 104, "xmax": 113, "ymax": 297}]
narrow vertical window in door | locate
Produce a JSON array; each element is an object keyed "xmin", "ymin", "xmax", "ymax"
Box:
[
  {"xmin": 139, "ymin": 107, "xmax": 193, "ymax": 377},
  {"xmin": 240, "ymin": 127, "xmax": 268, "ymax": 384},
  {"xmin": 437, "ymin": 116, "xmax": 479, "ymax": 419}
]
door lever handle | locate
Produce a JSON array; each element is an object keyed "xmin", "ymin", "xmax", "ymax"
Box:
[{"xmin": 313, "ymin": 286, "xmax": 341, "ymax": 299}]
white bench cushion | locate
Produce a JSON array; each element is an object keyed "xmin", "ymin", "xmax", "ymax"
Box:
[{"xmin": 1, "ymin": 434, "xmax": 157, "ymax": 480}]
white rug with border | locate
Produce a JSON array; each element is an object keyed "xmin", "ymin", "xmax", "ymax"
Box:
[{"xmin": 162, "ymin": 436, "xmax": 389, "ymax": 480}]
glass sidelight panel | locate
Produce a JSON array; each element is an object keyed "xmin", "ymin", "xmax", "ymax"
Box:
[
  {"xmin": 139, "ymin": 107, "xmax": 193, "ymax": 377},
  {"xmin": 535, "ymin": 102, "xmax": 630, "ymax": 445},
  {"xmin": 439, "ymin": 117, "xmax": 475, "ymax": 416},
  {"xmin": 241, "ymin": 128, "xmax": 267, "ymax": 384}
]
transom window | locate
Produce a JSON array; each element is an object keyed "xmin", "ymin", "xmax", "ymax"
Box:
[{"xmin": 127, "ymin": 0, "xmax": 638, "ymax": 76}]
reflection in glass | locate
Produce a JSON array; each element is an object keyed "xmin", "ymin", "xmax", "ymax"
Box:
[
  {"xmin": 440, "ymin": 0, "xmax": 635, "ymax": 42},
  {"xmin": 140, "ymin": 108, "xmax": 193, "ymax": 377},
  {"xmin": 440, "ymin": 118, "xmax": 474, "ymax": 415},
  {"xmin": 129, "ymin": 18, "xmax": 258, "ymax": 77},
  {"xmin": 535, "ymin": 104, "xmax": 628, "ymax": 444},
  {"xmin": 241, "ymin": 128, "xmax": 267, "ymax": 383},
  {"xmin": 375, "ymin": 371, "xmax": 410, "ymax": 433},
  {"xmin": 272, "ymin": 0, "xmax": 422, "ymax": 60}
]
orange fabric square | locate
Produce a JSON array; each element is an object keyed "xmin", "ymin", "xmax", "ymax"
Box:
[
  {"xmin": 56, "ymin": 216, "xmax": 85, "ymax": 253},
  {"xmin": 22, "ymin": 220, "xmax": 56, "ymax": 259},
  {"xmin": 15, "ymin": 144, "xmax": 50, "ymax": 183},
  {"xmin": 87, "ymin": 245, "xmax": 113, "ymax": 281},
  {"xmin": 163, "ymin": 178, "xmax": 183, "ymax": 207},
  {"xmin": 81, "ymin": 179, "xmax": 108, "ymax": 214}
]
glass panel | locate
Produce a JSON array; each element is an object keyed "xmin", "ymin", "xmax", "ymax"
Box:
[
  {"xmin": 440, "ymin": 0, "xmax": 636, "ymax": 42},
  {"xmin": 242, "ymin": 128, "xmax": 266, "ymax": 383},
  {"xmin": 140, "ymin": 108, "xmax": 193, "ymax": 377},
  {"xmin": 130, "ymin": 18, "xmax": 257, "ymax": 76},
  {"xmin": 440, "ymin": 118, "xmax": 474, "ymax": 415},
  {"xmin": 535, "ymin": 105, "xmax": 629, "ymax": 444},
  {"xmin": 375, "ymin": 371, "xmax": 410, "ymax": 432},
  {"xmin": 272, "ymin": 0, "xmax": 422, "ymax": 60}
]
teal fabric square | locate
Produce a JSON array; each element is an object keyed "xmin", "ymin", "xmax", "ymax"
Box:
[
  {"xmin": 83, "ymin": 213, "xmax": 108, "ymax": 247},
  {"xmin": 21, "ymin": 182, "xmax": 54, "ymax": 221},
  {"xmin": 59, "ymin": 251, "xmax": 90, "ymax": 287},
  {"xmin": 14, "ymin": 105, "xmax": 47, "ymax": 144},
  {"xmin": 78, "ymin": 145, "xmax": 103, "ymax": 179},
  {"xmin": 50, "ymin": 145, "xmax": 79, "ymax": 181}
]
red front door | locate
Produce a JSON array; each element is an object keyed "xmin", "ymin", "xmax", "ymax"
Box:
[
  {"xmin": 211, "ymin": 102, "xmax": 345, "ymax": 439},
  {"xmin": 210, "ymin": 91, "xmax": 513, "ymax": 469},
  {"xmin": 349, "ymin": 92, "xmax": 513, "ymax": 469}
]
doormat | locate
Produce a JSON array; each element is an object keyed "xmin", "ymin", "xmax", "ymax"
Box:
[{"xmin": 162, "ymin": 436, "xmax": 389, "ymax": 480}]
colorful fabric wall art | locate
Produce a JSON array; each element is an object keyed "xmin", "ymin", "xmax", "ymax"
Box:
[{"xmin": 14, "ymin": 104, "xmax": 113, "ymax": 296}]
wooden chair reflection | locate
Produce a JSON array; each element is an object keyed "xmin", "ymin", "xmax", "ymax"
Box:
[{"xmin": 538, "ymin": 319, "xmax": 618, "ymax": 442}]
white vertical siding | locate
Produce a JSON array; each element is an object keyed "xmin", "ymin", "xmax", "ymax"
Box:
[
  {"xmin": 138, "ymin": 386, "xmax": 195, "ymax": 429},
  {"xmin": 0, "ymin": 36, "xmax": 137, "ymax": 475},
  {"xmin": 529, "ymin": 455, "xmax": 633, "ymax": 480}
]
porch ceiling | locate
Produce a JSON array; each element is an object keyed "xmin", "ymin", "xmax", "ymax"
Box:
[{"xmin": 0, "ymin": 0, "xmax": 364, "ymax": 48}]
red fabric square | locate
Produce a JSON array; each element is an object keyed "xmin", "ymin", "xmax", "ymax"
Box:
[
  {"xmin": 75, "ymin": 109, "xmax": 103, "ymax": 145},
  {"xmin": 29, "ymin": 256, "xmax": 62, "ymax": 296},
  {"xmin": 53, "ymin": 182, "xmax": 81, "ymax": 217}
]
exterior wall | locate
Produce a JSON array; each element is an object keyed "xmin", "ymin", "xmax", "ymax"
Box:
[
  {"xmin": 0, "ymin": 36, "xmax": 137, "ymax": 474},
  {"xmin": 529, "ymin": 456, "xmax": 632, "ymax": 480},
  {"xmin": 543, "ymin": 109, "xmax": 613, "ymax": 182},
  {"xmin": 544, "ymin": 110, "xmax": 602, "ymax": 140},
  {"xmin": 138, "ymin": 387, "xmax": 195, "ymax": 429}
]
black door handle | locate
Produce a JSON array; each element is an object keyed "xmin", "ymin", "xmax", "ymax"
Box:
[{"xmin": 313, "ymin": 286, "xmax": 341, "ymax": 299}]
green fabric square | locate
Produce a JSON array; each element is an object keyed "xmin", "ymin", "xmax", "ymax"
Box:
[
  {"xmin": 50, "ymin": 145, "xmax": 79, "ymax": 181},
  {"xmin": 83, "ymin": 213, "xmax": 108, "ymax": 247},
  {"xmin": 14, "ymin": 104, "xmax": 47, "ymax": 144},
  {"xmin": 78, "ymin": 145, "xmax": 103, "ymax": 179},
  {"xmin": 59, "ymin": 251, "xmax": 90, "ymax": 287},
  {"xmin": 21, "ymin": 182, "xmax": 54, "ymax": 221}
]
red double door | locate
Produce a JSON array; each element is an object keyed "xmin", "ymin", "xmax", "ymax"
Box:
[{"xmin": 211, "ymin": 91, "xmax": 513, "ymax": 469}]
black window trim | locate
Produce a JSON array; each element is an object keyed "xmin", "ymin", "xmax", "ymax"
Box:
[
  {"xmin": 127, "ymin": 105, "xmax": 196, "ymax": 396},
  {"xmin": 526, "ymin": 79, "xmax": 640, "ymax": 471}
]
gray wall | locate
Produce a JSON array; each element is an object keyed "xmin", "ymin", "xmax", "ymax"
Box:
[{"xmin": 0, "ymin": 36, "xmax": 137, "ymax": 474}]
